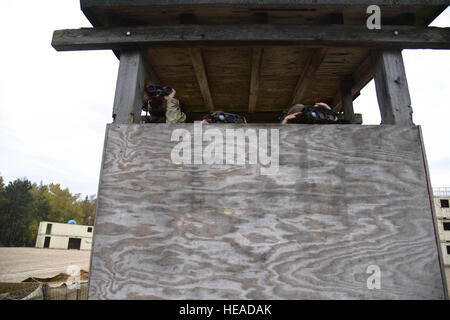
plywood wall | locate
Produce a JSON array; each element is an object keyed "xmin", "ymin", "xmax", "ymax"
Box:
[{"xmin": 88, "ymin": 124, "xmax": 446, "ymax": 299}]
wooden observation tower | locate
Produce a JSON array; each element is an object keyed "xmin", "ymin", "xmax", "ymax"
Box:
[{"xmin": 53, "ymin": 1, "xmax": 450, "ymax": 299}]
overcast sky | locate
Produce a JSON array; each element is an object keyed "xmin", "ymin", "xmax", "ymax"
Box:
[{"xmin": 0, "ymin": 1, "xmax": 449, "ymax": 198}]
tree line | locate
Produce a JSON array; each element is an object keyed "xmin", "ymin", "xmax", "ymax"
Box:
[{"xmin": 0, "ymin": 176, "xmax": 96, "ymax": 247}]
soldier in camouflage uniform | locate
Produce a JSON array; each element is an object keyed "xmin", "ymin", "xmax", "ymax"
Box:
[
  {"xmin": 164, "ymin": 88, "xmax": 186, "ymax": 124},
  {"xmin": 143, "ymin": 89, "xmax": 165, "ymax": 123},
  {"xmin": 143, "ymin": 86, "xmax": 186, "ymax": 124}
]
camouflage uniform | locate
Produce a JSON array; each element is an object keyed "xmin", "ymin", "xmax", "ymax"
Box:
[
  {"xmin": 143, "ymin": 98, "xmax": 166, "ymax": 123},
  {"xmin": 165, "ymin": 97, "xmax": 186, "ymax": 124},
  {"xmin": 286, "ymin": 104, "xmax": 305, "ymax": 115}
]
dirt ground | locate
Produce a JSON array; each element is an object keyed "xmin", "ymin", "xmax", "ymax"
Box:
[
  {"xmin": 0, "ymin": 247, "xmax": 91, "ymax": 282},
  {"xmin": 1, "ymin": 247, "xmax": 449, "ymax": 297}
]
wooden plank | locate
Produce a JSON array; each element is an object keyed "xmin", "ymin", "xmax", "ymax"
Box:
[
  {"xmin": 289, "ymin": 50, "xmax": 314, "ymax": 105},
  {"xmin": 341, "ymin": 78, "xmax": 354, "ymax": 123},
  {"xmin": 112, "ymin": 51, "xmax": 145, "ymax": 124},
  {"xmin": 142, "ymin": 45, "xmax": 365, "ymax": 114},
  {"xmin": 201, "ymin": 47, "xmax": 251, "ymax": 111},
  {"xmin": 332, "ymin": 54, "xmax": 374, "ymax": 111},
  {"xmin": 81, "ymin": 1, "xmax": 449, "ymax": 8},
  {"xmin": 51, "ymin": 25, "xmax": 450, "ymax": 52},
  {"xmin": 290, "ymin": 48, "xmax": 328, "ymax": 104},
  {"xmin": 185, "ymin": 111, "xmax": 282, "ymax": 123},
  {"xmin": 372, "ymin": 50, "xmax": 413, "ymax": 125},
  {"xmin": 417, "ymin": 126, "xmax": 449, "ymax": 299},
  {"xmin": 248, "ymin": 48, "xmax": 263, "ymax": 113},
  {"xmin": 143, "ymin": 53, "xmax": 161, "ymax": 85},
  {"xmin": 353, "ymin": 54, "xmax": 375, "ymax": 92},
  {"xmin": 89, "ymin": 124, "xmax": 447, "ymax": 299},
  {"xmin": 144, "ymin": 48, "xmax": 205, "ymax": 108},
  {"xmin": 256, "ymin": 47, "xmax": 310, "ymax": 109},
  {"xmin": 145, "ymin": 64, "xmax": 161, "ymax": 85},
  {"xmin": 81, "ymin": 5, "xmax": 447, "ymax": 31},
  {"xmin": 189, "ymin": 48, "xmax": 215, "ymax": 112}
]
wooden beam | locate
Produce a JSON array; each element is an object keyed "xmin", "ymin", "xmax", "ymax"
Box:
[
  {"xmin": 290, "ymin": 48, "xmax": 328, "ymax": 104},
  {"xmin": 328, "ymin": 12, "xmax": 344, "ymax": 25},
  {"xmin": 290, "ymin": 50, "xmax": 313, "ymax": 104},
  {"xmin": 179, "ymin": 13, "xmax": 197, "ymax": 24},
  {"xmin": 253, "ymin": 12, "xmax": 269, "ymax": 24},
  {"xmin": 189, "ymin": 48, "xmax": 214, "ymax": 112},
  {"xmin": 341, "ymin": 79, "xmax": 355, "ymax": 123},
  {"xmin": 112, "ymin": 51, "xmax": 146, "ymax": 124},
  {"xmin": 332, "ymin": 54, "xmax": 374, "ymax": 111},
  {"xmin": 143, "ymin": 52, "xmax": 161, "ymax": 85},
  {"xmin": 52, "ymin": 25, "xmax": 450, "ymax": 51},
  {"xmin": 183, "ymin": 104, "xmax": 284, "ymax": 113},
  {"xmin": 184, "ymin": 111, "xmax": 282, "ymax": 123},
  {"xmin": 372, "ymin": 50, "xmax": 413, "ymax": 125},
  {"xmin": 248, "ymin": 48, "xmax": 263, "ymax": 113},
  {"xmin": 81, "ymin": 1, "xmax": 450, "ymax": 8}
]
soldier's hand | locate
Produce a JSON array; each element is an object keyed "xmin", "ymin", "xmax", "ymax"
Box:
[
  {"xmin": 282, "ymin": 112, "xmax": 301, "ymax": 124},
  {"xmin": 165, "ymin": 88, "xmax": 176, "ymax": 100},
  {"xmin": 314, "ymin": 102, "xmax": 331, "ymax": 110}
]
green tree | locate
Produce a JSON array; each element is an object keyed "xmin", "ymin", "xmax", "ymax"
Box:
[
  {"xmin": 22, "ymin": 183, "xmax": 52, "ymax": 246},
  {"xmin": 46, "ymin": 184, "xmax": 84, "ymax": 224},
  {"xmin": 0, "ymin": 175, "xmax": 6, "ymax": 245},
  {"xmin": 0, "ymin": 179, "xmax": 33, "ymax": 246},
  {"xmin": 79, "ymin": 194, "xmax": 97, "ymax": 226},
  {"xmin": 0, "ymin": 176, "xmax": 95, "ymax": 247}
]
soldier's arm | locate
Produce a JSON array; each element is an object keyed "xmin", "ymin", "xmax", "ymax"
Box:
[
  {"xmin": 281, "ymin": 112, "xmax": 301, "ymax": 125},
  {"xmin": 165, "ymin": 96, "xmax": 186, "ymax": 124}
]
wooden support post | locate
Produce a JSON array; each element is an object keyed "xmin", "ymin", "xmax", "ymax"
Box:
[
  {"xmin": 290, "ymin": 48, "xmax": 328, "ymax": 104},
  {"xmin": 112, "ymin": 50, "xmax": 145, "ymax": 124},
  {"xmin": 372, "ymin": 50, "xmax": 413, "ymax": 125},
  {"xmin": 332, "ymin": 54, "xmax": 373, "ymax": 111},
  {"xmin": 341, "ymin": 79, "xmax": 354, "ymax": 123},
  {"xmin": 248, "ymin": 47, "xmax": 263, "ymax": 113},
  {"xmin": 189, "ymin": 48, "xmax": 215, "ymax": 112},
  {"xmin": 42, "ymin": 283, "xmax": 48, "ymax": 300}
]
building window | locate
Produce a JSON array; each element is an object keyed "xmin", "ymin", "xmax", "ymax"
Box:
[
  {"xmin": 447, "ymin": 246, "xmax": 450, "ymax": 255},
  {"xmin": 46, "ymin": 223, "xmax": 52, "ymax": 235},
  {"xmin": 87, "ymin": 227, "xmax": 92, "ymax": 233},
  {"xmin": 441, "ymin": 199, "xmax": 450, "ymax": 208},
  {"xmin": 444, "ymin": 223, "xmax": 450, "ymax": 231}
]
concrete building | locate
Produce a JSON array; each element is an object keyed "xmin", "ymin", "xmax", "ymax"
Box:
[
  {"xmin": 434, "ymin": 188, "xmax": 450, "ymax": 266},
  {"xmin": 35, "ymin": 221, "xmax": 93, "ymax": 251}
]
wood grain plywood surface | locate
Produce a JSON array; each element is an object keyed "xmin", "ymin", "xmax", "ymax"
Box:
[{"xmin": 88, "ymin": 124, "xmax": 446, "ymax": 299}]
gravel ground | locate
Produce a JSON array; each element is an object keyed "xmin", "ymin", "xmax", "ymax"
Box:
[{"xmin": 0, "ymin": 247, "xmax": 91, "ymax": 282}]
